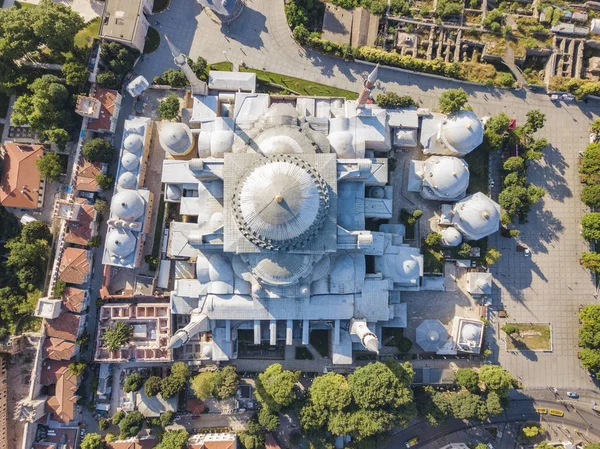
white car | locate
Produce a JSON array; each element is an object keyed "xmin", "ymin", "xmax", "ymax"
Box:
[
  {"xmin": 524, "ymin": 249, "xmax": 531, "ymax": 257},
  {"xmin": 550, "ymin": 94, "xmax": 559, "ymax": 101}
]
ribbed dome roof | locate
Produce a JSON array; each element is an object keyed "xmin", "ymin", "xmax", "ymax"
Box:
[
  {"xmin": 425, "ymin": 156, "xmax": 469, "ymax": 198},
  {"xmin": 440, "ymin": 110, "xmax": 483, "ymax": 155},
  {"xmin": 121, "ymin": 152, "xmax": 140, "ymax": 171},
  {"xmin": 106, "ymin": 228, "xmax": 136, "ymax": 257},
  {"xmin": 118, "ymin": 171, "xmax": 137, "ymax": 189},
  {"xmin": 452, "ymin": 192, "xmax": 500, "ymax": 240},
  {"xmin": 232, "ymin": 155, "xmax": 329, "ymax": 251},
  {"xmin": 243, "ymin": 253, "xmax": 315, "ymax": 286},
  {"xmin": 159, "ymin": 122, "xmax": 193, "ymax": 155},
  {"xmin": 123, "ymin": 134, "xmax": 143, "ymax": 155},
  {"xmin": 111, "ymin": 190, "xmax": 145, "ymax": 221}
]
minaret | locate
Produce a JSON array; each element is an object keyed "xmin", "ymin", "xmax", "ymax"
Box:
[
  {"xmin": 164, "ymin": 35, "xmax": 208, "ymax": 96},
  {"xmin": 168, "ymin": 311, "xmax": 209, "ymax": 349},
  {"xmin": 356, "ymin": 64, "xmax": 379, "ymax": 109},
  {"xmin": 350, "ymin": 318, "xmax": 379, "ymax": 354}
]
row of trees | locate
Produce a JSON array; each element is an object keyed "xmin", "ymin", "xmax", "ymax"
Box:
[
  {"xmin": 578, "ymin": 123, "xmax": 600, "ymax": 272},
  {"xmin": 96, "ymin": 42, "xmax": 139, "ymax": 90},
  {"xmin": 0, "ymin": 219, "xmax": 53, "ymax": 337},
  {"xmin": 123, "ymin": 363, "xmax": 191, "ymax": 400},
  {"xmin": 190, "ymin": 365, "xmax": 240, "ymax": 401},
  {"xmin": 578, "ymin": 305, "xmax": 600, "ymax": 374}
]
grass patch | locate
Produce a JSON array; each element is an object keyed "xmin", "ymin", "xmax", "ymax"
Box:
[
  {"xmin": 210, "ymin": 61, "xmax": 233, "ymax": 72},
  {"xmin": 152, "ymin": 0, "xmax": 171, "ymax": 13},
  {"xmin": 505, "ymin": 323, "xmax": 551, "ymax": 351},
  {"xmin": 464, "ymin": 148, "xmax": 489, "ymax": 194},
  {"xmin": 310, "ymin": 329, "xmax": 330, "ymax": 357},
  {"xmin": 295, "ymin": 347, "xmax": 314, "ymax": 360},
  {"xmin": 423, "ymin": 247, "xmax": 444, "ymax": 273},
  {"xmin": 240, "ymin": 67, "xmax": 358, "ymax": 99},
  {"xmin": 74, "ymin": 18, "xmax": 100, "ymax": 50},
  {"xmin": 144, "ymin": 27, "xmax": 161, "ymax": 54}
]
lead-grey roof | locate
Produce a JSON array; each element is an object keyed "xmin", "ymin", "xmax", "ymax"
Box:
[
  {"xmin": 208, "ymin": 71, "xmax": 256, "ymax": 92},
  {"xmin": 416, "ymin": 319, "xmax": 448, "ymax": 352}
]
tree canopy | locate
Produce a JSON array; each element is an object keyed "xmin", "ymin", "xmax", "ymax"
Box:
[
  {"xmin": 102, "ymin": 322, "xmax": 132, "ymax": 351},
  {"xmin": 478, "ymin": 365, "xmax": 515, "ymax": 397},
  {"xmin": 158, "ymin": 94, "xmax": 181, "ymax": 121},
  {"xmin": 455, "ymin": 368, "xmax": 480, "ymax": 393},
  {"xmin": 376, "ymin": 92, "xmax": 416, "ymax": 108},
  {"xmin": 213, "ymin": 365, "xmax": 239, "ymax": 399},
  {"xmin": 255, "ymin": 364, "xmax": 300, "ymax": 412},
  {"xmin": 36, "ymin": 152, "xmax": 64, "ymax": 181},
  {"xmin": 80, "ymin": 433, "xmax": 104, "ymax": 449},
  {"xmin": 156, "ymin": 430, "xmax": 189, "ymax": 449},
  {"xmin": 449, "ymin": 390, "xmax": 487, "ymax": 421},
  {"xmin": 32, "ymin": 0, "xmax": 84, "ymax": 52},
  {"xmin": 118, "ymin": 411, "xmax": 144, "ymax": 438},
  {"xmin": 582, "ymin": 213, "xmax": 600, "ymax": 241},
  {"xmin": 82, "ymin": 138, "xmax": 115, "ymax": 163},
  {"xmin": 62, "ymin": 62, "xmax": 89, "ymax": 87},
  {"xmin": 123, "ymin": 372, "xmax": 144, "ymax": 393},
  {"xmin": 191, "ymin": 371, "xmax": 217, "ymax": 401},
  {"xmin": 438, "ymin": 88, "xmax": 468, "ymax": 114},
  {"xmin": 145, "ymin": 376, "xmax": 162, "ymax": 397},
  {"xmin": 161, "ymin": 372, "xmax": 187, "ymax": 399}
]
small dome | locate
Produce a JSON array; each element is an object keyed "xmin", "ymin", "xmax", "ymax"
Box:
[
  {"xmin": 328, "ymin": 131, "xmax": 355, "ymax": 158},
  {"xmin": 244, "ymin": 253, "xmax": 315, "ymax": 286},
  {"xmin": 196, "ymin": 253, "xmax": 233, "ymax": 284},
  {"xmin": 210, "ymin": 129, "xmax": 234, "ymax": 157},
  {"xmin": 165, "ymin": 184, "xmax": 182, "ymax": 201},
  {"xmin": 425, "ymin": 156, "xmax": 469, "ymax": 198},
  {"xmin": 121, "ymin": 152, "xmax": 140, "ymax": 171},
  {"xmin": 368, "ymin": 186, "xmax": 385, "ymax": 199},
  {"xmin": 111, "ymin": 190, "xmax": 145, "ymax": 221},
  {"xmin": 440, "ymin": 110, "xmax": 483, "ymax": 155},
  {"xmin": 123, "ymin": 134, "xmax": 143, "ymax": 155},
  {"xmin": 118, "ymin": 171, "xmax": 137, "ymax": 190},
  {"xmin": 461, "ymin": 323, "xmax": 481, "ymax": 342},
  {"xmin": 441, "ymin": 227, "xmax": 462, "ymax": 247},
  {"xmin": 159, "ymin": 122, "xmax": 193, "ymax": 155},
  {"xmin": 452, "ymin": 192, "xmax": 501, "ymax": 240},
  {"xmin": 106, "ymin": 228, "xmax": 136, "ymax": 257},
  {"xmin": 399, "ymin": 257, "xmax": 420, "ymax": 280}
]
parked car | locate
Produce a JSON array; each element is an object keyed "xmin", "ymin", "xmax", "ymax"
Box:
[
  {"xmin": 567, "ymin": 391, "xmax": 579, "ymax": 399},
  {"xmin": 405, "ymin": 437, "xmax": 419, "ymax": 448}
]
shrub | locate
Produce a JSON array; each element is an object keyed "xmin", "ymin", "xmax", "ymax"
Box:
[
  {"xmin": 88, "ymin": 235, "xmax": 102, "ymax": 248},
  {"xmin": 425, "ymin": 232, "xmax": 442, "ymax": 247},
  {"xmin": 96, "ymin": 71, "xmax": 121, "ymax": 89},
  {"xmin": 582, "ymin": 184, "xmax": 600, "ymax": 208},
  {"xmin": 52, "ymin": 279, "xmax": 67, "ymax": 298},
  {"xmin": 293, "ymin": 24, "xmax": 309, "ymax": 44},
  {"xmin": 581, "ymin": 212, "xmax": 600, "ymax": 241},
  {"xmin": 458, "ymin": 243, "xmax": 472, "ymax": 258},
  {"xmin": 502, "ymin": 324, "xmax": 518, "ymax": 335},
  {"xmin": 145, "ymin": 376, "xmax": 162, "ymax": 397},
  {"xmin": 98, "ymin": 418, "xmax": 109, "ymax": 430},
  {"xmin": 376, "ymin": 92, "xmax": 416, "ymax": 108},
  {"xmin": 36, "ymin": 152, "xmax": 63, "ymax": 181},
  {"xmin": 124, "ymin": 373, "xmax": 144, "ymax": 393},
  {"xmin": 438, "ymin": 88, "xmax": 468, "ymax": 114},
  {"xmin": 112, "ymin": 410, "xmax": 126, "ymax": 425},
  {"xmin": 82, "ymin": 138, "xmax": 114, "ymax": 163},
  {"xmin": 158, "ymin": 94, "xmax": 181, "ymax": 121}
]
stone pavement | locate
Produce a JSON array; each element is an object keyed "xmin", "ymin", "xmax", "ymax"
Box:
[{"xmin": 133, "ymin": 0, "xmax": 600, "ymax": 389}]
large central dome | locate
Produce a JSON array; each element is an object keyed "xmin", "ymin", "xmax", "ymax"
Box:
[{"xmin": 232, "ymin": 155, "xmax": 329, "ymax": 251}]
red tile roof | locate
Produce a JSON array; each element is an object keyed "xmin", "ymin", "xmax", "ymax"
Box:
[
  {"xmin": 61, "ymin": 287, "xmax": 86, "ymax": 313},
  {"xmin": 186, "ymin": 398, "xmax": 205, "ymax": 414},
  {"xmin": 64, "ymin": 200, "xmax": 96, "ymax": 245},
  {"xmin": 87, "ymin": 88, "xmax": 119, "ymax": 132},
  {"xmin": 0, "ymin": 142, "xmax": 43, "ymax": 209},
  {"xmin": 188, "ymin": 438, "xmax": 236, "ymax": 449},
  {"xmin": 75, "ymin": 159, "xmax": 102, "ymax": 192},
  {"xmin": 108, "ymin": 438, "xmax": 157, "ymax": 449},
  {"xmin": 45, "ymin": 368, "xmax": 78, "ymax": 422},
  {"xmin": 265, "ymin": 434, "xmax": 280, "ymax": 449},
  {"xmin": 58, "ymin": 248, "xmax": 91, "ymax": 285},
  {"xmin": 43, "ymin": 337, "xmax": 76, "ymax": 361},
  {"xmin": 46, "ymin": 313, "xmax": 82, "ymax": 342},
  {"xmin": 40, "ymin": 359, "xmax": 70, "ymax": 386}
]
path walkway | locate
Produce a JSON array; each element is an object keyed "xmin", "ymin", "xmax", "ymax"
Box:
[{"xmin": 132, "ymin": 0, "xmax": 600, "ymax": 389}]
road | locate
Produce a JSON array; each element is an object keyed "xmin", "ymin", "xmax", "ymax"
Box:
[{"xmin": 384, "ymin": 388, "xmax": 600, "ymax": 449}]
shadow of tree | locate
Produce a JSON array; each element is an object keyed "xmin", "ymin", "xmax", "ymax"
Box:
[
  {"xmin": 224, "ymin": 6, "xmax": 268, "ymax": 50},
  {"xmin": 538, "ymin": 145, "xmax": 572, "ymax": 201},
  {"xmin": 520, "ymin": 207, "xmax": 564, "ymax": 254}
]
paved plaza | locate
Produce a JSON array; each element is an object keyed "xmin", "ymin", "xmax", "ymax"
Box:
[{"xmin": 130, "ymin": 0, "xmax": 600, "ymax": 389}]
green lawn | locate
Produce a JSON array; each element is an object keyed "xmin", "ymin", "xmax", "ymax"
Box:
[
  {"xmin": 74, "ymin": 17, "xmax": 100, "ymax": 50},
  {"xmin": 506, "ymin": 323, "xmax": 551, "ymax": 351},
  {"xmin": 240, "ymin": 67, "xmax": 359, "ymax": 99}
]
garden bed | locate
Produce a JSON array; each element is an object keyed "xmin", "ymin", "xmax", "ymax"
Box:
[{"xmin": 505, "ymin": 323, "xmax": 551, "ymax": 351}]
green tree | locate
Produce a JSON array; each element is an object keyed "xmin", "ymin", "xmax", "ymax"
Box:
[
  {"xmin": 348, "ymin": 362, "xmax": 413, "ymax": 412},
  {"xmin": 503, "ymin": 156, "xmax": 525, "ymax": 173},
  {"xmin": 100, "ymin": 42, "xmax": 139, "ymax": 75},
  {"xmin": 484, "ymin": 248, "xmax": 502, "ymax": 266},
  {"xmin": 156, "ymin": 430, "xmax": 189, "ymax": 449},
  {"xmin": 191, "ymin": 371, "xmax": 216, "ymax": 400},
  {"xmin": 238, "ymin": 418, "xmax": 265, "ymax": 449},
  {"xmin": 88, "ymin": 235, "xmax": 102, "ymax": 248},
  {"xmin": 95, "ymin": 174, "xmax": 114, "ymax": 191},
  {"xmin": 582, "ymin": 184, "xmax": 600, "ymax": 208},
  {"xmin": 189, "ymin": 56, "xmax": 208, "ymax": 79},
  {"xmin": 258, "ymin": 407, "xmax": 280, "ymax": 431},
  {"xmin": 455, "ymin": 368, "xmax": 480, "ymax": 393},
  {"xmin": 112, "ymin": 410, "xmax": 125, "ymax": 425},
  {"xmin": 486, "ymin": 392, "xmax": 503, "ymax": 416},
  {"xmin": 449, "ymin": 390, "xmax": 486, "ymax": 421},
  {"xmin": 170, "ymin": 362, "xmax": 190, "ymax": 379},
  {"xmin": 52, "ymin": 280, "xmax": 67, "ymax": 298},
  {"xmin": 118, "ymin": 411, "xmax": 144, "ymax": 438},
  {"xmin": 503, "ymin": 173, "xmax": 525, "ymax": 187},
  {"xmin": 581, "ymin": 252, "xmax": 600, "ymax": 272},
  {"xmin": 62, "ymin": 62, "xmax": 89, "ymax": 87},
  {"xmin": 256, "ymin": 364, "xmax": 300, "ymax": 412},
  {"xmin": 82, "ymin": 138, "xmax": 114, "ymax": 163},
  {"xmin": 36, "ymin": 152, "xmax": 63, "ymax": 181},
  {"xmin": 124, "ymin": 372, "xmax": 144, "ymax": 393},
  {"xmin": 425, "ymin": 232, "xmax": 442, "ymax": 247},
  {"xmin": 68, "ymin": 361, "xmax": 86, "ymax": 376},
  {"xmin": 213, "ymin": 365, "xmax": 239, "ymax": 399},
  {"xmin": 458, "ymin": 243, "xmax": 472, "ymax": 258},
  {"xmin": 80, "ymin": 433, "xmax": 104, "ymax": 449},
  {"xmin": 438, "ymin": 88, "xmax": 468, "ymax": 114},
  {"xmin": 582, "ymin": 212, "xmax": 600, "ymax": 241},
  {"xmin": 96, "ymin": 71, "xmax": 121, "ymax": 89},
  {"xmin": 376, "ymin": 92, "xmax": 416, "ymax": 108},
  {"xmin": 483, "ymin": 9, "xmax": 503, "ymax": 30},
  {"xmin": 153, "ymin": 68, "xmax": 188, "ymax": 87},
  {"xmin": 22, "ymin": 221, "xmax": 52, "ymax": 243},
  {"xmin": 94, "ymin": 199, "xmax": 109, "ymax": 214},
  {"xmin": 158, "ymin": 94, "xmax": 181, "ymax": 121},
  {"xmin": 415, "ymin": 386, "xmax": 451, "ymax": 426},
  {"xmin": 160, "ymin": 410, "xmax": 175, "ymax": 428},
  {"xmin": 580, "ymin": 348, "xmax": 600, "ymax": 374},
  {"xmin": 44, "ymin": 128, "xmax": 70, "ymax": 151},
  {"xmin": 293, "ymin": 24, "xmax": 310, "ymax": 44},
  {"xmin": 483, "ymin": 112, "xmax": 511, "ymax": 151},
  {"xmin": 478, "ymin": 365, "xmax": 515, "ymax": 397},
  {"xmin": 523, "ymin": 110, "xmax": 546, "ymax": 135},
  {"xmin": 160, "ymin": 374, "xmax": 186, "ymax": 399},
  {"xmin": 580, "ymin": 143, "xmax": 600, "ymax": 184},
  {"xmin": 301, "ymin": 372, "xmax": 352, "ymax": 430},
  {"xmin": 32, "ymin": 0, "xmax": 84, "ymax": 52},
  {"xmin": 145, "ymin": 376, "xmax": 162, "ymax": 397},
  {"xmin": 98, "ymin": 418, "xmax": 109, "ymax": 430},
  {"xmin": 502, "ymin": 324, "xmax": 518, "ymax": 335},
  {"xmin": 522, "ymin": 425, "xmax": 543, "ymax": 438},
  {"xmin": 102, "ymin": 322, "xmax": 132, "ymax": 351}
]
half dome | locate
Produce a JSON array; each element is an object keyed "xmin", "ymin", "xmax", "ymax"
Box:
[
  {"xmin": 243, "ymin": 253, "xmax": 315, "ymax": 286},
  {"xmin": 159, "ymin": 122, "xmax": 193, "ymax": 155}
]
